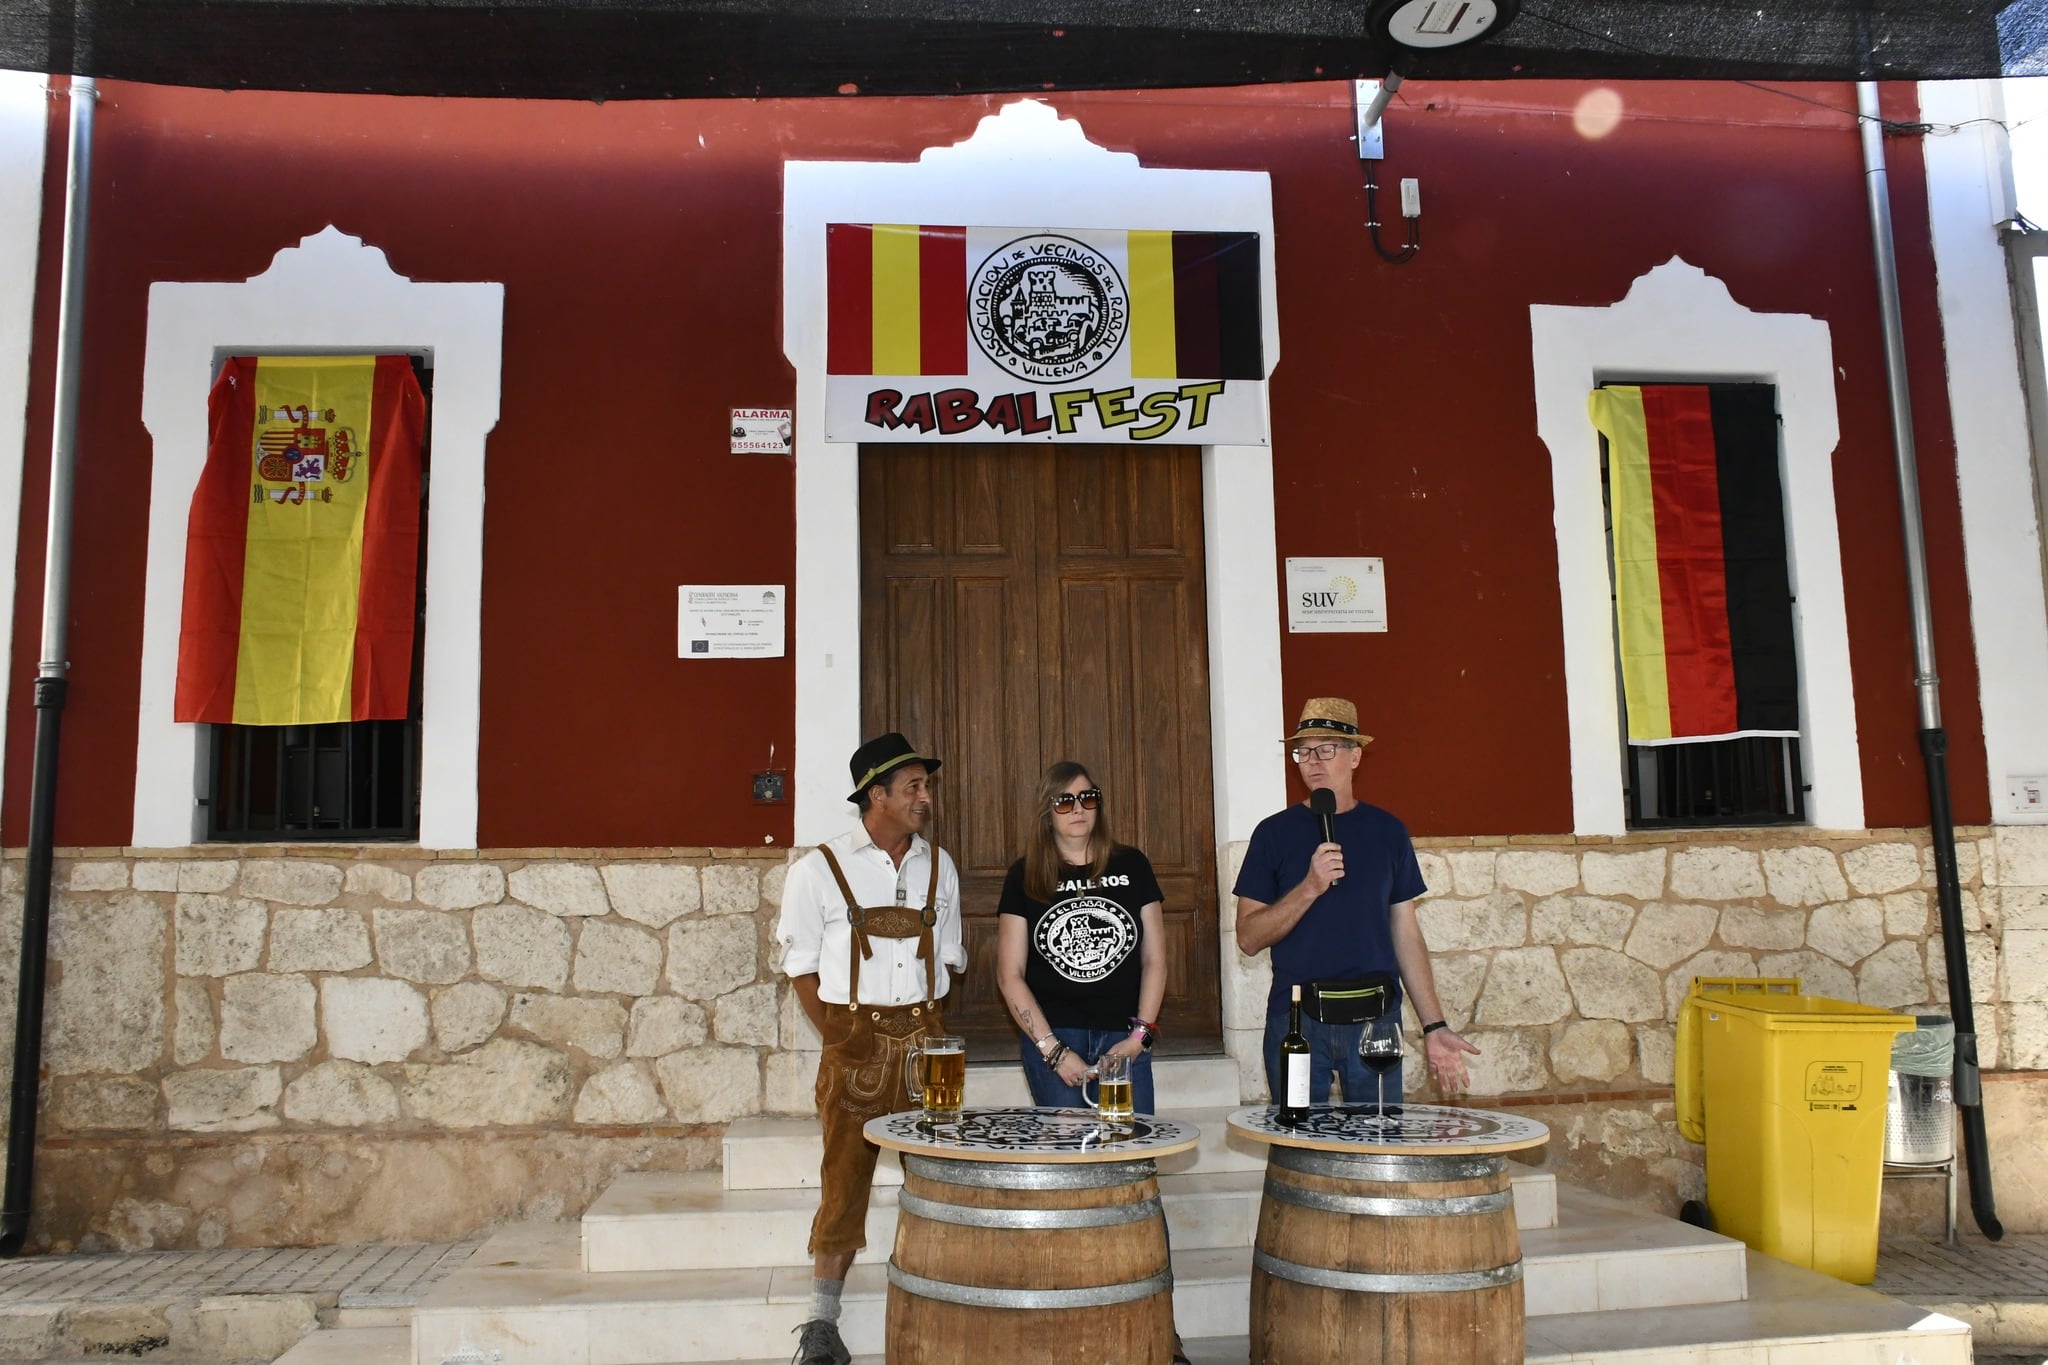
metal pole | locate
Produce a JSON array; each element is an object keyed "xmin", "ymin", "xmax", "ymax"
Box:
[
  {"xmin": 1, "ymin": 73, "xmax": 96, "ymax": 1259},
  {"xmin": 1857, "ymin": 79, "xmax": 2001, "ymax": 1241}
]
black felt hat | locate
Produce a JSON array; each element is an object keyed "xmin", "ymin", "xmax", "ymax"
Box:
[{"xmin": 847, "ymin": 732, "xmax": 942, "ymax": 804}]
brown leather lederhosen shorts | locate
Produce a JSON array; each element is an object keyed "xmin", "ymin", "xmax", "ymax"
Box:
[{"xmin": 808, "ymin": 845, "xmax": 945, "ymax": 1258}]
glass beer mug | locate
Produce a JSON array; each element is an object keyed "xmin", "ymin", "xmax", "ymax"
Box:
[
  {"xmin": 904, "ymin": 1034, "xmax": 966, "ymax": 1123},
  {"xmin": 1082, "ymin": 1051, "xmax": 1136, "ymax": 1131}
]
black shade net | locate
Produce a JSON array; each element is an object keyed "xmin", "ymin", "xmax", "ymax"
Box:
[{"xmin": 0, "ymin": 0, "xmax": 2042, "ymax": 100}]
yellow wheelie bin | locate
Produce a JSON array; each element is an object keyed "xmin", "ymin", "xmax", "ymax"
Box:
[{"xmin": 1675, "ymin": 977, "xmax": 1914, "ymax": 1283}]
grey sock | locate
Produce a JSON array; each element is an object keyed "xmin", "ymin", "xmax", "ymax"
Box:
[{"xmin": 809, "ymin": 1277, "xmax": 845, "ymax": 1325}]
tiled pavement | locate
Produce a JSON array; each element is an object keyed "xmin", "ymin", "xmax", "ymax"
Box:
[
  {"xmin": 0, "ymin": 1240, "xmax": 478, "ymax": 1312},
  {"xmin": 0, "ymin": 1232, "xmax": 2040, "ymax": 1361},
  {"xmin": 1874, "ymin": 1232, "xmax": 2048, "ymax": 1357},
  {"xmin": 0, "ymin": 1240, "xmax": 477, "ymax": 1361}
]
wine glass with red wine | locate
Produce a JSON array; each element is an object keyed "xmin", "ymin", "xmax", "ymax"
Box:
[{"xmin": 1357, "ymin": 1016, "xmax": 1404, "ymax": 1120}]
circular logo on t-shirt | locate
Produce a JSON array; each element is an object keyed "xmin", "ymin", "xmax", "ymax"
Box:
[{"xmin": 1035, "ymin": 895, "xmax": 1136, "ymax": 983}]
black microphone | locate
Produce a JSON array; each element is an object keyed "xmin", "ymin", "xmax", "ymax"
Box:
[{"xmin": 1309, "ymin": 788, "xmax": 1340, "ymax": 885}]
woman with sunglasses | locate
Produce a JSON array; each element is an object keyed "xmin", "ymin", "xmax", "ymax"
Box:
[{"xmin": 996, "ymin": 761, "xmax": 1167, "ymax": 1113}]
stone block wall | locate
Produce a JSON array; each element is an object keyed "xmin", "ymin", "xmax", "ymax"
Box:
[
  {"xmin": 1220, "ymin": 826, "xmax": 2048, "ymax": 1218},
  {"xmin": 0, "ymin": 847, "xmax": 794, "ymax": 1252},
  {"xmin": 1, "ymin": 824, "xmax": 2043, "ymax": 1250}
]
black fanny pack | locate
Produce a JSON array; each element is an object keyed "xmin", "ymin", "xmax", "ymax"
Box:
[{"xmin": 1301, "ymin": 974, "xmax": 1396, "ymax": 1025}]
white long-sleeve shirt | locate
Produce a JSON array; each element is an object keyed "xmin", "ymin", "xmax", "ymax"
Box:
[{"xmin": 775, "ymin": 825, "xmax": 966, "ymax": 1007}]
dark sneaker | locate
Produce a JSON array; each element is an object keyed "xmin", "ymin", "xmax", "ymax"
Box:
[{"xmin": 791, "ymin": 1318, "xmax": 852, "ymax": 1365}]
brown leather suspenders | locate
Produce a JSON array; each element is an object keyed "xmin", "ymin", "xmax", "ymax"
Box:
[{"xmin": 816, "ymin": 845, "xmax": 941, "ymax": 1011}]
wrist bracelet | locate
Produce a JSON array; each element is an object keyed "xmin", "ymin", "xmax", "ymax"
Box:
[
  {"xmin": 1422, "ymin": 1020, "xmax": 1449, "ymax": 1035},
  {"xmin": 1035, "ymin": 1033, "xmax": 1057, "ymax": 1056}
]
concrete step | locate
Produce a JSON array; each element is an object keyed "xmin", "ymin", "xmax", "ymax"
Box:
[
  {"xmin": 1525, "ymin": 1250, "xmax": 1972, "ymax": 1363},
  {"xmin": 417, "ymin": 1181, "xmax": 1745, "ymax": 1364},
  {"xmin": 315, "ymin": 1237, "xmax": 1971, "ymax": 1365},
  {"xmin": 583, "ymin": 1163, "xmax": 1558, "ymax": 1272},
  {"xmin": 273, "ymin": 1325, "xmax": 409, "ymax": 1364}
]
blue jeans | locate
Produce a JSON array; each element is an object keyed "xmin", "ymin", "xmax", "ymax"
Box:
[
  {"xmin": 1264, "ymin": 1013, "xmax": 1405, "ymax": 1108},
  {"xmin": 1017, "ymin": 1027, "xmax": 1157, "ymax": 1115}
]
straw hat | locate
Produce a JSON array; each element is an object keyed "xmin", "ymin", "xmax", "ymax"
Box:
[{"xmin": 1282, "ymin": 697, "xmax": 1373, "ymax": 747}]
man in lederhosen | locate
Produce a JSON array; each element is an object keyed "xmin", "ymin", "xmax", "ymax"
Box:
[{"xmin": 776, "ymin": 733, "xmax": 964, "ymax": 1365}]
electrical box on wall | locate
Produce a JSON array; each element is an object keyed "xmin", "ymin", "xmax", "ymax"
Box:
[
  {"xmin": 753, "ymin": 771, "xmax": 786, "ymax": 804},
  {"xmin": 2010, "ymin": 775, "xmax": 2046, "ymax": 816}
]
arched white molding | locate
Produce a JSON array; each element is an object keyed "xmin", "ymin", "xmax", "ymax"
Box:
[
  {"xmin": 783, "ymin": 98, "xmax": 1286, "ymax": 848},
  {"xmin": 1531, "ymin": 257, "xmax": 1859, "ymax": 833},
  {"xmin": 137, "ymin": 227, "xmax": 503, "ymax": 847},
  {"xmin": 1920, "ymin": 79, "xmax": 2048, "ymax": 823},
  {"xmin": 0, "ymin": 72, "xmax": 47, "ymax": 839}
]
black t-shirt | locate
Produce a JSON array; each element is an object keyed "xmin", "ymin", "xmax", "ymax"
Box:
[{"xmin": 997, "ymin": 846, "xmax": 1164, "ymax": 1030}]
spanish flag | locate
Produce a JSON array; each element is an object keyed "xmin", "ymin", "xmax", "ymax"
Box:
[
  {"xmin": 825, "ymin": 224, "xmax": 1263, "ymax": 380},
  {"xmin": 1589, "ymin": 383, "xmax": 1799, "ymax": 744},
  {"xmin": 175, "ymin": 356, "xmax": 425, "ymax": 726}
]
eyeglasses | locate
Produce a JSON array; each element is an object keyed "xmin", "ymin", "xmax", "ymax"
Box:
[
  {"xmin": 1051, "ymin": 789, "xmax": 1102, "ymax": 813},
  {"xmin": 1290, "ymin": 742, "xmax": 1356, "ymax": 762}
]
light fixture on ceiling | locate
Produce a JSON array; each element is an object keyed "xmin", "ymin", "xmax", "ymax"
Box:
[{"xmin": 1368, "ymin": 0, "xmax": 1520, "ymax": 52}]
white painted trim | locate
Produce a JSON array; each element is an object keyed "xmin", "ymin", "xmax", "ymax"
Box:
[
  {"xmin": 1920, "ymin": 79, "xmax": 2048, "ymax": 824},
  {"xmin": 137, "ymin": 227, "xmax": 503, "ymax": 847},
  {"xmin": 1531, "ymin": 258, "xmax": 1860, "ymax": 833},
  {"xmin": 0, "ymin": 72, "xmax": 49, "ymax": 838},
  {"xmin": 782, "ymin": 99, "xmax": 1287, "ymax": 847}
]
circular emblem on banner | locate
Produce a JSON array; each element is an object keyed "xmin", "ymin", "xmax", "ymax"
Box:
[
  {"xmin": 1035, "ymin": 895, "xmax": 1136, "ymax": 983},
  {"xmin": 972, "ymin": 234, "xmax": 1129, "ymax": 382}
]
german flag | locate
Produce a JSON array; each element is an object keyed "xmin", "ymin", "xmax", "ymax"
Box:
[
  {"xmin": 1125, "ymin": 230, "xmax": 1263, "ymax": 380},
  {"xmin": 1589, "ymin": 383, "xmax": 1799, "ymax": 744},
  {"xmin": 175, "ymin": 355, "xmax": 425, "ymax": 726}
]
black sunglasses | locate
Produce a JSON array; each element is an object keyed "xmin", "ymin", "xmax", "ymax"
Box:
[{"xmin": 1050, "ymin": 788, "xmax": 1102, "ymax": 813}]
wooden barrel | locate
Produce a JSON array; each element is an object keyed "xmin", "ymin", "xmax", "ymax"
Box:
[
  {"xmin": 1251, "ymin": 1146, "xmax": 1523, "ymax": 1364},
  {"xmin": 886, "ymin": 1154, "xmax": 1175, "ymax": 1364}
]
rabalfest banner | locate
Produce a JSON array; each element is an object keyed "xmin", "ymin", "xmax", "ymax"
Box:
[
  {"xmin": 825, "ymin": 224, "xmax": 1269, "ymax": 444},
  {"xmin": 1588, "ymin": 382, "xmax": 1799, "ymax": 745},
  {"xmin": 176, "ymin": 355, "xmax": 426, "ymax": 726}
]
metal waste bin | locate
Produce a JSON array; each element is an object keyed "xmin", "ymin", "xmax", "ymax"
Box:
[
  {"xmin": 1885, "ymin": 1015, "xmax": 1955, "ymax": 1166},
  {"xmin": 1675, "ymin": 977, "xmax": 1914, "ymax": 1284}
]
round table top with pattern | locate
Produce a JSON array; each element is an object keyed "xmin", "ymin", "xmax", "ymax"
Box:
[
  {"xmin": 865, "ymin": 1107, "xmax": 1202, "ymax": 1163},
  {"xmin": 1226, "ymin": 1104, "xmax": 1550, "ymax": 1156}
]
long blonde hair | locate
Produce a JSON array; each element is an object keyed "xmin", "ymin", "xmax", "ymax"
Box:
[{"xmin": 1023, "ymin": 760, "xmax": 1116, "ymax": 902}]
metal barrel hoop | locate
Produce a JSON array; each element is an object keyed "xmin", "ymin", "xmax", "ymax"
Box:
[
  {"xmin": 1252, "ymin": 1248, "xmax": 1523, "ymax": 1295},
  {"xmin": 898, "ymin": 1189, "xmax": 1164, "ymax": 1229},
  {"xmin": 1261, "ymin": 1176, "xmax": 1514, "ymax": 1219},
  {"xmin": 888, "ymin": 1263, "xmax": 1174, "ymax": 1311},
  {"xmin": 1269, "ymin": 1145, "xmax": 1506, "ymax": 1184},
  {"xmin": 903, "ymin": 1155, "xmax": 1159, "ymax": 1190}
]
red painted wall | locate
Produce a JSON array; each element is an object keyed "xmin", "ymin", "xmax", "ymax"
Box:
[{"xmin": 1, "ymin": 78, "xmax": 1988, "ymax": 845}]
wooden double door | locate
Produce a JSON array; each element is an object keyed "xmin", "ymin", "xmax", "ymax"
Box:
[{"xmin": 860, "ymin": 443, "xmax": 1222, "ymax": 1054}]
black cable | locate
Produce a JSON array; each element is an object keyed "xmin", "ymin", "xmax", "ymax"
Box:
[{"xmin": 1364, "ymin": 159, "xmax": 1418, "ymax": 264}]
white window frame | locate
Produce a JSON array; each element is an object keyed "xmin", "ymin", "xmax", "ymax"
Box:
[
  {"xmin": 1532, "ymin": 258, "xmax": 1861, "ymax": 833},
  {"xmin": 136, "ymin": 227, "xmax": 503, "ymax": 848}
]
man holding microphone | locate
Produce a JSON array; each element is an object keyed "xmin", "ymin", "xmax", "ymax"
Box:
[{"xmin": 1234, "ymin": 697, "xmax": 1479, "ymax": 1106}]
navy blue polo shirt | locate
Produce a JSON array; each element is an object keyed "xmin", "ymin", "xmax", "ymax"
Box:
[{"xmin": 1232, "ymin": 800, "xmax": 1428, "ymax": 1017}]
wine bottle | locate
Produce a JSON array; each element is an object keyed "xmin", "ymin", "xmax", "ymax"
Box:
[{"xmin": 1279, "ymin": 984, "xmax": 1311, "ymax": 1125}]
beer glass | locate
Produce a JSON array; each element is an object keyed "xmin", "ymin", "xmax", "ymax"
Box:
[
  {"xmin": 904, "ymin": 1034, "xmax": 965, "ymax": 1122},
  {"xmin": 1082, "ymin": 1051, "xmax": 1136, "ymax": 1131}
]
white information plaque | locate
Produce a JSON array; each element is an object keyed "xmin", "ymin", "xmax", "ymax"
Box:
[
  {"xmin": 679, "ymin": 584, "xmax": 786, "ymax": 658},
  {"xmin": 1286, "ymin": 557, "xmax": 1387, "ymax": 634}
]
